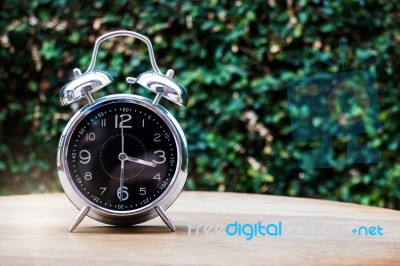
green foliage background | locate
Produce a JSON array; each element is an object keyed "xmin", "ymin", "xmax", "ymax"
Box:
[{"xmin": 0, "ymin": 0, "xmax": 399, "ymax": 208}]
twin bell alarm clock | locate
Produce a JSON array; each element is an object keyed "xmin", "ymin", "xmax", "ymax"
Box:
[{"xmin": 57, "ymin": 30, "xmax": 188, "ymax": 232}]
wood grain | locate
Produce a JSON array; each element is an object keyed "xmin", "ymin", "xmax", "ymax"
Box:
[{"xmin": 0, "ymin": 192, "xmax": 399, "ymax": 265}]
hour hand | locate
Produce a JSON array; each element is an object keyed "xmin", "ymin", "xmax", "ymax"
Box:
[{"xmin": 126, "ymin": 156, "xmax": 157, "ymax": 168}]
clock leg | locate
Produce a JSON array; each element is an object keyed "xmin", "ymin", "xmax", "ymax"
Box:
[
  {"xmin": 69, "ymin": 206, "xmax": 90, "ymax": 233},
  {"xmin": 155, "ymin": 206, "xmax": 176, "ymax": 232}
]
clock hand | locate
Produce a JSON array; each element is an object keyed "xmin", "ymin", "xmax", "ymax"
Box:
[
  {"xmin": 121, "ymin": 127, "xmax": 124, "ymax": 153},
  {"xmin": 119, "ymin": 127, "xmax": 125, "ymax": 201},
  {"xmin": 119, "ymin": 159, "xmax": 125, "ymax": 201},
  {"xmin": 126, "ymin": 156, "xmax": 157, "ymax": 168}
]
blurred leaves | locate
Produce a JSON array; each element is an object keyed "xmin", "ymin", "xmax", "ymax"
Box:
[{"xmin": 0, "ymin": 0, "xmax": 399, "ymax": 208}]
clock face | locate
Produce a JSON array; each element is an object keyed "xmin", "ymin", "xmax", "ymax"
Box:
[{"xmin": 65, "ymin": 101, "xmax": 179, "ymax": 212}]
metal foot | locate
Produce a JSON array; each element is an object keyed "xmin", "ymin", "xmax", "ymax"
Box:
[
  {"xmin": 69, "ymin": 206, "xmax": 90, "ymax": 232},
  {"xmin": 155, "ymin": 206, "xmax": 175, "ymax": 232}
]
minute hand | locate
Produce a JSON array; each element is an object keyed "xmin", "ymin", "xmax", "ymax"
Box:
[{"xmin": 126, "ymin": 156, "xmax": 157, "ymax": 168}]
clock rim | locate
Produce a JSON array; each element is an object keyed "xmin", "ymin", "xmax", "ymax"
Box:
[{"xmin": 57, "ymin": 94, "xmax": 188, "ymax": 226}]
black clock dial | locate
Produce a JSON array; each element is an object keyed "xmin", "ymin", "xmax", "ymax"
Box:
[{"xmin": 66, "ymin": 101, "xmax": 178, "ymax": 211}]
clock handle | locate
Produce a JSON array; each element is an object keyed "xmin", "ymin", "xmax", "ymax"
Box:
[{"xmin": 83, "ymin": 30, "xmax": 162, "ymax": 75}]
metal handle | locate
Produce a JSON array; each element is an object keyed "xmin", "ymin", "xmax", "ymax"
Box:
[{"xmin": 83, "ymin": 30, "xmax": 161, "ymax": 74}]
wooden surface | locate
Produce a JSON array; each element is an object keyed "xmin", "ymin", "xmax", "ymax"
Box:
[{"xmin": 0, "ymin": 192, "xmax": 399, "ymax": 265}]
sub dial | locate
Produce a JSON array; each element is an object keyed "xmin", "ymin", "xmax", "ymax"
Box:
[{"xmin": 99, "ymin": 133, "xmax": 148, "ymax": 180}]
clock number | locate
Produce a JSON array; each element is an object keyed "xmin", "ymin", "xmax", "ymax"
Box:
[
  {"xmin": 99, "ymin": 187, "xmax": 107, "ymax": 195},
  {"xmin": 101, "ymin": 118, "xmax": 106, "ymax": 127},
  {"xmin": 154, "ymin": 133, "xmax": 161, "ymax": 142},
  {"xmin": 139, "ymin": 187, "xmax": 146, "ymax": 195},
  {"xmin": 142, "ymin": 119, "xmax": 145, "ymax": 128},
  {"xmin": 153, "ymin": 173, "xmax": 161, "ymax": 180},
  {"xmin": 142, "ymin": 198, "xmax": 150, "ymax": 205},
  {"xmin": 160, "ymin": 180, "xmax": 168, "ymax": 189},
  {"xmin": 117, "ymin": 186, "xmax": 129, "ymax": 201},
  {"xmin": 115, "ymin": 114, "xmax": 132, "ymax": 128},
  {"xmin": 86, "ymin": 132, "xmax": 95, "ymax": 141},
  {"xmin": 84, "ymin": 172, "xmax": 92, "ymax": 180},
  {"xmin": 79, "ymin": 150, "xmax": 91, "ymax": 164},
  {"xmin": 152, "ymin": 150, "xmax": 166, "ymax": 164}
]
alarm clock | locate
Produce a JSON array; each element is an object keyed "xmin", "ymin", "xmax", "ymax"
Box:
[{"xmin": 57, "ymin": 30, "xmax": 188, "ymax": 232}]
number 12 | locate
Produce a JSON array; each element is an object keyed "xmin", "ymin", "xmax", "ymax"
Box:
[{"xmin": 115, "ymin": 114, "xmax": 132, "ymax": 128}]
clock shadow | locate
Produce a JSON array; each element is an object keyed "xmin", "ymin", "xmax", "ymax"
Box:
[{"xmin": 72, "ymin": 225, "xmax": 176, "ymax": 234}]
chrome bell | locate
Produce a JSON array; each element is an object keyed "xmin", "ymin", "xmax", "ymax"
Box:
[
  {"xmin": 126, "ymin": 70, "xmax": 188, "ymax": 107},
  {"xmin": 60, "ymin": 69, "xmax": 113, "ymax": 105}
]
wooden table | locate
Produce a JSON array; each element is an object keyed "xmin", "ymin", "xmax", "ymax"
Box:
[{"xmin": 0, "ymin": 192, "xmax": 399, "ymax": 265}]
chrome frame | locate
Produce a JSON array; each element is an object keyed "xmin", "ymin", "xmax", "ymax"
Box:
[{"xmin": 57, "ymin": 94, "xmax": 188, "ymax": 226}]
